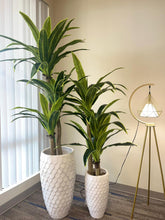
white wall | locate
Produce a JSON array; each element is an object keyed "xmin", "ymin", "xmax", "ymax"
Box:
[{"xmin": 46, "ymin": 0, "xmax": 165, "ymax": 193}]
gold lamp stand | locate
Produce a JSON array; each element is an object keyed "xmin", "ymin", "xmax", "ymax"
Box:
[{"xmin": 129, "ymin": 84, "xmax": 165, "ymax": 219}]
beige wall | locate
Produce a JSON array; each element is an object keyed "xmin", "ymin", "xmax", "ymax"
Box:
[{"xmin": 45, "ymin": 0, "xmax": 165, "ymax": 193}]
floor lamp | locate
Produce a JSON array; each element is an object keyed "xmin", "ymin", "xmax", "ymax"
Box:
[{"xmin": 129, "ymin": 83, "xmax": 165, "ymax": 219}]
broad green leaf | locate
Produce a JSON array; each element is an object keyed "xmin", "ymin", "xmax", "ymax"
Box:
[
  {"xmin": 42, "ymin": 16, "xmax": 51, "ymax": 37},
  {"xmin": 20, "ymin": 11, "xmax": 39, "ymax": 45},
  {"xmin": 31, "ymin": 63, "xmax": 41, "ymax": 78},
  {"xmin": 85, "ymin": 86, "xmax": 98, "ymax": 108},
  {"xmin": 51, "ymin": 97, "xmax": 64, "ymax": 113},
  {"xmin": 48, "ymin": 111, "xmax": 60, "ymax": 135},
  {"xmin": 39, "ymin": 93, "xmax": 48, "ymax": 117},
  {"xmin": 97, "ymin": 104, "xmax": 107, "ymax": 116},
  {"xmin": 48, "ymin": 19, "xmax": 67, "ymax": 58},
  {"xmin": 72, "ymin": 53, "xmax": 87, "ymax": 89},
  {"xmin": 98, "ymin": 113, "xmax": 110, "ymax": 126},
  {"xmin": 39, "ymin": 29, "xmax": 48, "ymax": 61},
  {"xmin": 96, "ymin": 130, "xmax": 112, "ymax": 149},
  {"xmin": 98, "ymin": 125, "xmax": 112, "ymax": 137},
  {"xmin": 72, "ymin": 80, "xmax": 86, "ymax": 100},
  {"xmin": 83, "ymin": 148, "xmax": 93, "ymax": 166}
]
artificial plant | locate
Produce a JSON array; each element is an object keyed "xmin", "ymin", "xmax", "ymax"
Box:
[
  {"xmin": 66, "ymin": 53, "xmax": 133, "ymax": 175},
  {"xmin": 0, "ymin": 12, "xmax": 84, "ymax": 155}
]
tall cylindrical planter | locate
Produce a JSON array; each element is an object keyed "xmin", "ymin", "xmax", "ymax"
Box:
[
  {"xmin": 85, "ymin": 169, "xmax": 109, "ymax": 219},
  {"xmin": 40, "ymin": 146, "xmax": 76, "ymax": 219}
]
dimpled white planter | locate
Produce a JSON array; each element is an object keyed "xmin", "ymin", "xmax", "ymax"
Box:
[
  {"xmin": 85, "ymin": 169, "xmax": 109, "ymax": 219},
  {"xmin": 40, "ymin": 146, "xmax": 76, "ymax": 219}
]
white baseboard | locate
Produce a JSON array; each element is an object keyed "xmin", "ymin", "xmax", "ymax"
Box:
[{"xmin": 0, "ymin": 172, "xmax": 40, "ymax": 215}]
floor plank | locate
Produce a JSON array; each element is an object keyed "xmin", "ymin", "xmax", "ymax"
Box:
[{"xmin": 0, "ymin": 176, "xmax": 165, "ymax": 220}]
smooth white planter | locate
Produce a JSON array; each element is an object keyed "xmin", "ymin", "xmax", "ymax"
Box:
[
  {"xmin": 85, "ymin": 169, "xmax": 109, "ymax": 219},
  {"xmin": 40, "ymin": 146, "xmax": 76, "ymax": 219}
]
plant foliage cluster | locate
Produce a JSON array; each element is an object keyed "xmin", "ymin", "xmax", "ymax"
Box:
[
  {"xmin": 0, "ymin": 12, "xmax": 133, "ymax": 176},
  {"xmin": 0, "ymin": 12, "xmax": 84, "ymax": 155},
  {"xmin": 66, "ymin": 54, "xmax": 133, "ymax": 175}
]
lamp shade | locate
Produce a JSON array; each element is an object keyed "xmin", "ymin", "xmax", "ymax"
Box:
[{"xmin": 139, "ymin": 91, "xmax": 161, "ymax": 118}]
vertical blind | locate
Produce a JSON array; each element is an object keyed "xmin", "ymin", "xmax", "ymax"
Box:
[{"xmin": 0, "ymin": 0, "xmax": 48, "ymax": 190}]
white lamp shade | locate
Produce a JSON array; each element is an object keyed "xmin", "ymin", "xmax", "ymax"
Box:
[{"xmin": 140, "ymin": 103, "xmax": 159, "ymax": 118}]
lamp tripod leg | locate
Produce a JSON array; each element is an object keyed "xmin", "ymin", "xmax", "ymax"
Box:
[
  {"xmin": 131, "ymin": 126, "xmax": 148, "ymax": 219},
  {"xmin": 148, "ymin": 126, "xmax": 151, "ymax": 205},
  {"xmin": 153, "ymin": 126, "xmax": 165, "ymax": 197}
]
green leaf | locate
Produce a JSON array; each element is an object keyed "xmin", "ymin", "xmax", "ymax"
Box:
[
  {"xmin": 31, "ymin": 63, "xmax": 41, "ymax": 78},
  {"xmin": 83, "ymin": 148, "xmax": 93, "ymax": 166},
  {"xmin": 13, "ymin": 106, "xmax": 46, "ymax": 122},
  {"xmin": 0, "ymin": 47, "xmax": 26, "ymax": 53},
  {"xmin": 112, "ymin": 121, "xmax": 127, "ymax": 133},
  {"xmin": 39, "ymin": 93, "xmax": 48, "ymax": 117},
  {"xmin": 64, "ymin": 85, "xmax": 75, "ymax": 95},
  {"xmin": 42, "ymin": 16, "xmax": 51, "ymax": 37},
  {"xmin": 72, "ymin": 80, "xmax": 86, "ymax": 100},
  {"xmin": 20, "ymin": 11, "xmax": 39, "ymax": 45},
  {"xmin": 39, "ymin": 29, "xmax": 48, "ymax": 61},
  {"xmin": 97, "ymin": 104, "xmax": 107, "ymax": 116},
  {"xmin": 114, "ymin": 83, "xmax": 127, "ymax": 90},
  {"xmin": 51, "ymin": 97, "xmax": 64, "ymax": 113},
  {"xmin": 85, "ymin": 86, "xmax": 98, "ymax": 108},
  {"xmin": 102, "ymin": 99, "xmax": 119, "ymax": 113},
  {"xmin": 0, "ymin": 34, "xmax": 30, "ymax": 50},
  {"xmin": 48, "ymin": 18, "xmax": 67, "ymax": 59},
  {"xmin": 56, "ymin": 39, "xmax": 84, "ymax": 56},
  {"xmin": 48, "ymin": 111, "xmax": 60, "ymax": 135},
  {"xmin": 104, "ymin": 142, "xmax": 135, "ymax": 150},
  {"xmin": 98, "ymin": 113, "xmax": 110, "ymax": 126},
  {"xmin": 97, "ymin": 67, "xmax": 123, "ymax": 84},
  {"xmin": 13, "ymin": 57, "xmax": 35, "ymax": 70},
  {"xmin": 109, "ymin": 111, "xmax": 120, "ymax": 119},
  {"xmin": 96, "ymin": 130, "xmax": 112, "ymax": 149},
  {"xmin": 66, "ymin": 121, "xmax": 87, "ymax": 140},
  {"xmin": 54, "ymin": 71, "xmax": 64, "ymax": 89},
  {"xmin": 72, "ymin": 53, "xmax": 88, "ymax": 89},
  {"xmin": 66, "ymin": 142, "xmax": 86, "ymax": 147},
  {"xmin": 115, "ymin": 87, "xmax": 126, "ymax": 95}
]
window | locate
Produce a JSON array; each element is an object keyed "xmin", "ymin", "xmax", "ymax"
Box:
[{"xmin": 0, "ymin": 0, "xmax": 48, "ymax": 190}]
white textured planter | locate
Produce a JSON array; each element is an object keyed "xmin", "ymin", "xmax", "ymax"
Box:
[
  {"xmin": 40, "ymin": 146, "xmax": 76, "ymax": 219},
  {"xmin": 85, "ymin": 169, "xmax": 109, "ymax": 219}
]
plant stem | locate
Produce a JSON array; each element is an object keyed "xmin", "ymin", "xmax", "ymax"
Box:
[
  {"xmin": 46, "ymin": 76, "xmax": 62, "ymax": 155},
  {"xmin": 94, "ymin": 161, "xmax": 101, "ymax": 176},
  {"xmin": 57, "ymin": 118, "xmax": 63, "ymax": 155},
  {"xmin": 87, "ymin": 123, "xmax": 93, "ymax": 175},
  {"xmin": 49, "ymin": 135, "xmax": 57, "ymax": 155}
]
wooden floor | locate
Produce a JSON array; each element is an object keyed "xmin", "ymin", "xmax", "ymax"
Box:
[{"xmin": 0, "ymin": 176, "xmax": 165, "ymax": 220}]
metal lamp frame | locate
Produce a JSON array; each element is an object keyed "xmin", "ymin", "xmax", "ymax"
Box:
[{"xmin": 129, "ymin": 83, "xmax": 165, "ymax": 219}]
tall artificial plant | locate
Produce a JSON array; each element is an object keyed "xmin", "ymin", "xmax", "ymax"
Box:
[
  {"xmin": 0, "ymin": 12, "xmax": 84, "ymax": 155},
  {"xmin": 66, "ymin": 53, "xmax": 133, "ymax": 175}
]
